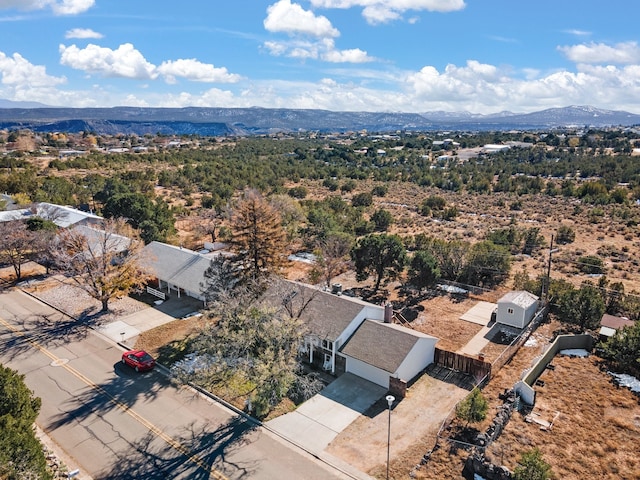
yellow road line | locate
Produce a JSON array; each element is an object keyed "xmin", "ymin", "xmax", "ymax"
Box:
[{"xmin": 0, "ymin": 316, "xmax": 228, "ymax": 480}]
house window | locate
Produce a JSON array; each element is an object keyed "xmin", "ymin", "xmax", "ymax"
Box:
[
  {"xmin": 508, "ymin": 308, "xmax": 514, "ymax": 314},
  {"xmin": 321, "ymin": 339, "xmax": 333, "ymax": 350}
]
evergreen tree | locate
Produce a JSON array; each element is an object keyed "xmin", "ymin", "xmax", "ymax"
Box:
[
  {"xmin": 455, "ymin": 388, "xmax": 488, "ymax": 426},
  {"xmin": 229, "ymin": 190, "xmax": 288, "ymax": 284},
  {"xmin": 0, "ymin": 365, "xmax": 51, "ymax": 480},
  {"xmin": 513, "ymin": 447, "xmax": 553, "ymax": 480},
  {"xmin": 351, "ymin": 234, "xmax": 406, "ymax": 292}
]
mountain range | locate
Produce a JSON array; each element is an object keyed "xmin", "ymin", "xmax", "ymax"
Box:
[{"xmin": 0, "ymin": 101, "xmax": 639, "ymax": 136}]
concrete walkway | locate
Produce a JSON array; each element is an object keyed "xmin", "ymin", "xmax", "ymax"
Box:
[
  {"xmin": 266, "ymin": 373, "xmax": 386, "ymax": 454},
  {"xmin": 96, "ymin": 294, "xmax": 203, "ymax": 344}
]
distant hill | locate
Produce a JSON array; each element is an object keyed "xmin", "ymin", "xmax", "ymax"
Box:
[
  {"xmin": 0, "ymin": 104, "xmax": 638, "ymax": 135},
  {"xmin": 0, "ymin": 99, "xmax": 51, "ymax": 109}
]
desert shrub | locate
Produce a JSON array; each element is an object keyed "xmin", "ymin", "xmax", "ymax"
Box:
[
  {"xmin": 422, "ymin": 195, "xmax": 446, "ymax": 211},
  {"xmin": 556, "ymin": 225, "xmax": 575, "ymax": 244},
  {"xmin": 340, "ymin": 180, "xmax": 356, "ymax": 192},
  {"xmin": 351, "ymin": 192, "xmax": 373, "ymax": 207},
  {"xmin": 288, "ymin": 186, "xmax": 308, "ymax": 199},
  {"xmin": 322, "ymin": 178, "xmax": 339, "ymax": 191},
  {"xmin": 371, "ymin": 185, "xmax": 388, "ymax": 197},
  {"xmin": 578, "ymin": 255, "xmax": 605, "ymax": 275}
]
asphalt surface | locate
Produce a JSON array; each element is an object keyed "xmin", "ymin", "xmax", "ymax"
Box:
[{"xmin": 0, "ymin": 289, "xmax": 366, "ymax": 480}]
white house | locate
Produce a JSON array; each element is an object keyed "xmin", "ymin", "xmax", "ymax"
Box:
[
  {"xmin": 496, "ymin": 291, "xmax": 539, "ymax": 329},
  {"xmin": 260, "ymin": 280, "xmax": 387, "ymax": 375},
  {"xmin": 260, "ymin": 279, "xmax": 438, "ymax": 384},
  {"xmin": 141, "ymin": 241, "xmax": 221, "ymax": 303},
  {"xmin": 340, "ymin": 319, "xmax": 438, "ymax": 389}
]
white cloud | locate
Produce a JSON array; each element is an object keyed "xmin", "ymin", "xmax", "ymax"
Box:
[
  {"xmin": 59, "ymin": 43, "xmax": 242, "ymax": 85},
  {"xmin": 558, "ymin": 41, "xmax": 640, "ymax": 65},
  {"xmin": 563, "ymin": 29, "xmax": 591, "ymax": 37},
  {"xmin": 0, "ymin": 51, "xmax": 66, "ymax": 87},
  {"xmin": 51, "ymin": 0, "xmax": 94, "ymax": 15},
  {"xmin": 309, "ymin": 0, "xmax": 466, "ymax": 24},
  {"xmin": 322, "ymin": 47, "xmax": 372, "ymax": 63},
  {"xmin": 15, "ymin": 59, "xmax": 640, "ymax": 113},
  {"xmin": 263, "ymin": 38, "xmax": 374, "ymax": 63},
  {"xmin": 0, "ymin": 51, "xmax": 68, "ymax": 106},
  {"xmin": 264, "ymin": 0, "xmax": 339, "ymax": 37},
  {"xmin": 0, "ymin": 0, "xmax": 95, "ymax": 15},
  {"xmin": 157, "ymin": 59, "xmax": 242, "ymax": 84},
  {"xmin": 59, "ymin": 43, "xmax": 158, "ymax": 80},
  {"xmin": 65, "ymin": 28, "xmax": 103, "ymax": 39}
]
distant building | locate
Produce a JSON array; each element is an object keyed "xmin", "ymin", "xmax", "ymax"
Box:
[
  {"xmin": 599, "ymin": 314, "xmax": 635, "ymax": 340},
  {"xmin": 482, "ymin": 144, "xmax": 511, "ymax": 154}
]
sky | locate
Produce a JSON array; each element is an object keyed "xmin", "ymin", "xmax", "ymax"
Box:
[{"xmin": 1, "ymin": 0, "xmax": 640, "ymax": 114}]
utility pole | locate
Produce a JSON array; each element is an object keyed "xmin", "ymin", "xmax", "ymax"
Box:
[{"xmin": 543, "ymin": 234, "xmax": 554, "ymax": 305}]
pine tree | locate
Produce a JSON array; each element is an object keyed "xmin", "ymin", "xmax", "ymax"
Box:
[
  {"xmin": 229, "ymin": 190, "xmax": 288, "ymax": 284},
  {"xmin": 513, "ymin": 447, "xmax": 553, "ymax": 480}
]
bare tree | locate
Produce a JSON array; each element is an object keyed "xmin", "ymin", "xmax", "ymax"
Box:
[
  {"xmin": 52, "ymin": 218, "xmax": 151, "ymax": 312},
  {"xmin": 0, "ymin": 220, "xmax": 35, "ymax": 281},
  {"xmin": 311, "ymin": 233, "xmax": 353, "ymax": 288}
]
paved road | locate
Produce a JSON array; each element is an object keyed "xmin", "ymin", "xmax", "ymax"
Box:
[{"xmin": 0, "ymin": 289, "xmax": 357, "ymax": 480}]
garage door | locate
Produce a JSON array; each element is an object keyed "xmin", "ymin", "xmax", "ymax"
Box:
[{"xmin": 345, "ymin": 356, "xmax": 390, "ymax": 388}]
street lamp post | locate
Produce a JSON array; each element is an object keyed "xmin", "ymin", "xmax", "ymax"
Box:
[{"xmin": 386, "ymin": 394, "xmax": 395, "ymax": 480}]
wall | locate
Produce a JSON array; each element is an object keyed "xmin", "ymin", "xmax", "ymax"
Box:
[
  {"xmin": 515, "ymin": 334, "xmax": 594, "ymax": 405},
  {"xmin": 396, "ymin": 337, "xmax": 437, "ymax": 383}
]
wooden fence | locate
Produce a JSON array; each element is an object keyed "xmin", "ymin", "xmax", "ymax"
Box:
[{"xmin": 433, "ymin": 347, "xmax": 492, "ymax": 382}]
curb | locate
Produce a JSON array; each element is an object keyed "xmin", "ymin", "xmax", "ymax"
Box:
[{"xmin": 18, "ymin": 286, "xmax": 372, "ymax": 480}]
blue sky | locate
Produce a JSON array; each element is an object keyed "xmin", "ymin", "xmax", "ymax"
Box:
[{"xmin": 1, "ymin": 0, "xmax": 639, "ymax": 113}]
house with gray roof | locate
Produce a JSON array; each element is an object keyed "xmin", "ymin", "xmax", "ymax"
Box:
[
  {"xmin": 340, "ymin": 319, "xmax": 438, "ymax": 389},
  {"xmin": 141, "ymin": 241, "xmax": 220, "ymax": 303},
  {"xmin": 0, "ymin": 202, "xmax": 101, "ymax": 228},
  {"xmin": 261, "ymin": 280, "xmax": 438, "ymax": 387},
  {"xmin": 260, "ymin": 279, "xmax": 387, "ymax": 375}
]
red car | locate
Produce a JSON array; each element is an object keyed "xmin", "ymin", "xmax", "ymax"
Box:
[{"xmin": 121, "ymin": 350, "xmax": 156, "ymax": 372}]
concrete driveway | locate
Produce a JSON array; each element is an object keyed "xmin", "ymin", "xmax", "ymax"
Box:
[{"xmin": 266, "ymin": 373, "xmax": 387, "ymax": 454}]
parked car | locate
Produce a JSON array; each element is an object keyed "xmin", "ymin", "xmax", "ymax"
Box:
[{"xmin": 121, "ymin": 350, "xmax": 156, "ymax": 372}]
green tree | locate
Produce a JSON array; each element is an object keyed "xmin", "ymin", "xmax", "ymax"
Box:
[
  {"xmin": 102, "ymin": 192, "xmax": 175, "ymax": 243},
  {"xmin": 455, "ymin": 388, "xmax": 488, "ymax": 426},
  {"xmin": 464, "ymin": 241, "xmax": 511, "ymax": 287},
  {"xmin": 371, "ymin": 208, "xmax": 393, "ymax": 231},
  {"xmin": 407, "ymin": 250, "xmax": 440, "ymax": 291},
  {"xmin": 351, "ymin": 234, "xmax": 406, "ymax": 292},
  {"xmin": 229, "ymin": 190, "xmax": 288, "ymax": 284},
  {"xmin": 522, "ymin": 227, "xmax": 544, "ymax": 255},
  {"xmin": 0, "ymin": 365, "xmax": 51, "ymax": 480},
  {"xmin": 513, "ymin": 447, "xmax": 553, "ymax": 480},
  {"xmin": 601, "ymin": 321, "xmax": 640, "ymax": 375},
  {"xmin": 556, "ymin": 283, "xmax": 605, "ymax": 331}
]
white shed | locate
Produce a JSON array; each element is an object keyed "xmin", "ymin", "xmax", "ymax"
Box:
[
  {"xmin": 339, "ymin": 319, "xmax": 438, "ymax": 389},
  {"xmin": 496, "ymin": 291, "xmax": 539, "ymax": 329}
]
